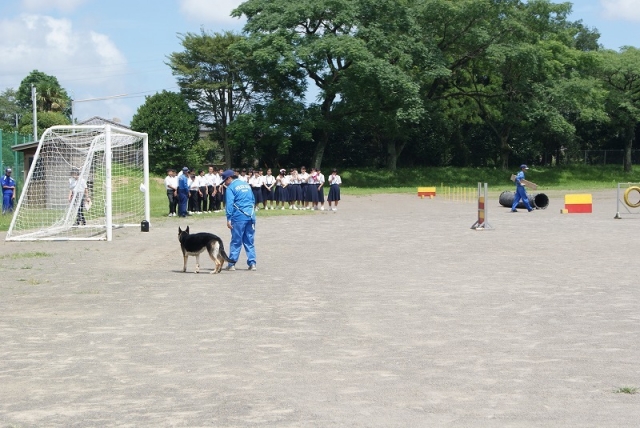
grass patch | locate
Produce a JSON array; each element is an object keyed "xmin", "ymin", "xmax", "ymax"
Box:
[
  {"xmin": 0, "ymin": 251, "xmax": 51, "ymax": 260},
  {"xmin": 614, "ymin": 386, "xmax": 638, "ymax": 394}
]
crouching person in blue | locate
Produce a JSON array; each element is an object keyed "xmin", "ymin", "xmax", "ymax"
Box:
[
  {"xmin": 511, "ymin": 164, "xmax": 534, "ymax": 212},
  {"xmin": 2, "ymin": 168, "xmax": 17, "ymax": 215},
  {"xmin": 222, "ymin": 169, "xmax": 257, "ymax": 271}
]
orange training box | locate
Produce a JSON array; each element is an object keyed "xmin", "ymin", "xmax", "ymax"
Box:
[
  {"xmin": 418, "ymin": 187, "xmax": 436, "ymax": 198},
  {"xmin": 564, "ymin": 194, "xmax": 592, "ymax": 213}
]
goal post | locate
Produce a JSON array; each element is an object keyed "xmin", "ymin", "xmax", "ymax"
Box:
[{"xmin": 6, "ymin": 125, "xmax": 149, "ymax": 241}]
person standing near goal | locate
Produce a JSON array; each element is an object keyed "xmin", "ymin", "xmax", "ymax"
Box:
[
  {"xmin": 68, "ymin": 168, "xmax": 89, "ymax": 226},
  {"xmin": 2, "ymin": 168, "xmax": 16, "ymax": 215}
]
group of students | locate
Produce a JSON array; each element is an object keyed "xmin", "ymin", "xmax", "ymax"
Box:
[{"xmin": 164, "ymin": 166, "xmax": 342, "ymax": 217}]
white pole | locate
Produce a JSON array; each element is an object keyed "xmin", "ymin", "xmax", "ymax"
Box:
[
  {"xmin": 105, "ymin": 125, "xmax": 113, "ymax": 241},
  {"xmin": 31, "ymin": 84, "xmax": 37, "ymax": 142},
  {"xmin": 143, "ymin": 134, "xmax": 150, "ymax": 224}
]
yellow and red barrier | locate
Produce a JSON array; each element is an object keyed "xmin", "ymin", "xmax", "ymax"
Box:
[
  {"xmin": 417, "ymin": 187, "xmax": 436, "ymax": 199},
  {"xmin": 562, "ymin": 194, "xmax": 592, "ymax": 214}
]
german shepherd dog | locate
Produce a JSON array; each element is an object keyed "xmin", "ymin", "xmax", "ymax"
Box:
[{"xmin": 178, "ymin": 226, "xmax": 231, "ymax": 274}]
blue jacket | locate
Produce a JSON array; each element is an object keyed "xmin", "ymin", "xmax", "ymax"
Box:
[
  {"xmin": 514, "ymin": 171, "xmax": 526, "ymax": 188},
  {"xmin": 2, "ymin": 175, "xmax": 16, "ymax": 194},
  {"xmin": 225, "ymin": 178, "xmax": 255, "ymax": 223},
  {"xmin": 178, "ymin": 174, "xmax": 190, "ymax": 191}
]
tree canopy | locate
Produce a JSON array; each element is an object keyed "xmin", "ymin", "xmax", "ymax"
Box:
[{"xmin": 130, "ymin": 90, "xmax": 200, "ymax": 174}]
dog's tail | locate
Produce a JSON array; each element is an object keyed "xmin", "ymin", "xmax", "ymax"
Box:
[{"xmin": 217, "ymin": 238, "xmax": 232, "ymax": 262}]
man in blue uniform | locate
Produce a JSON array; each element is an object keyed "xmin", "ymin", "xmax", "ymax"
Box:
[
  {"xmin": 177, "ymin": 167, "xmax": 190, "ymax": 217},
  {"xmin": 2, "ymin": 168, "xmax": 17, "ymax": 215},
  {"xmin": 222, "ymin": 169, "xmax": 257, "ymax": 271},
  {"xmin": 511, "ymin": 164, "xmax": 534, "ymax": 212}
]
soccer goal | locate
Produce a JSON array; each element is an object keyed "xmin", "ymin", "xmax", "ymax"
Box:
[{"xmin": 6, "ymin": 125, "xmax": 149, "ymax": 241}]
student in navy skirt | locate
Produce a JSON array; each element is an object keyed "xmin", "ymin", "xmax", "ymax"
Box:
[
  {"xmin": 305, "ymin": 168, "xmax": 320, "ymax": 209},
  {"xmin": 262, "ymin": 168, "xmax": 276, "ymax": 209},
  {"xmin": 299, "ymin": 166, "xmax": 309, "ymax": 206},
  {"xmin": 249, "ymin": 170, "xmax": 263, "ymax": 210},
  {"xmin": 327, "ymin": 168, "xmax": 342, "ymax": 211},
  {"xmin": 275, "ymin": 169, "xmax": 288, "ymax": 209},
  {"xmin": 289, "ymin": 169, "xmax": 302, "ymax": 210},
  {"xmin": 317, "ymin": 168, "xmax": 326, "ymax": 210}
]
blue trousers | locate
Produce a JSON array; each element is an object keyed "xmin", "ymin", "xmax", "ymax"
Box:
[
  {"xmin": 511, "ymin": 186, "xmax": 533, "ymax": 211},
  {"xmin": 178, "ymin": 190, "xmax": 189, "ymax": 217},
  {"xmin": 228, "ymin": 220, "xmax": 256, "ymax": 267},
  {"xmin": 3, "ymin": 191, "xmax": 14, "ymax": 213}
]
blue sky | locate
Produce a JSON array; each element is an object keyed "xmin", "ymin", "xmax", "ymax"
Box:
[{"xmin": 0, "ymin": 0, "xmax": 639, "ymax": 126}]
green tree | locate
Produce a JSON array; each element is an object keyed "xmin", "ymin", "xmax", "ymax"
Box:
[
  {"xmin": 130, "ymin": 91, "xmax": 200, "ymax": 174},
  {"xmin": 0, "ymin": 89, "xmax": 21, "ymax": 130},
  {"xmin": 16, "ymin": 70, "xmax": 71, "ymax": 117},
  {"xmin": 168, "ymin": 31, "xmax": 255, "ymax": 168},
  {"xmin": 18, "ymin": 111, "xmax": 71, "ymax": 137},
  {"xmin": 597, "ymin": 47, "xmax": 640, "ymax": 172},
  {"xmin": 233, "ymin": 0, "xmax": 397, "ymax": 168}
]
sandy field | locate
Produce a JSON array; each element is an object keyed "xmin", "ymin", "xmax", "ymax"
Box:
[{"xmin": 1, "ymin": 189, "xmax": 639, "ymax": 427}]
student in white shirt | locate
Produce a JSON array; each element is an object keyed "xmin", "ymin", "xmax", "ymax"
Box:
[
  {"xmin": 196, "ymin": 169, "xmax": 208, "ymax": 213},
  {"xmin": 276, "ymin": 169, "xmax": 288, "ymax": 210},
  {"xmin": 164, "ymin": 168, "xmax": 178, "ymax": 216},
  {"xmin": 305, "ymin": 167, "xmax": 320, "ymax": 210},
  {"xmin": 327, "ymin": 168, "xmax": 342, "ymax": 211},
  {"xmin": 262, "ymin": 168, "xmax": 276, "ymax": 210},
  {"xmin": 204, "ymin": 166, "xmax": 216, "ymax": 212},
  {"xmin": 188, "ymin": 172, "xmax": 200, "ymax": 213},
  {"xmin": 317, "ymin": 168, "xmax": 326, "ymax": 210},
  {"xmin": 249, "ymin": 169, "xmax": 263, "ymax": 210},
  {"xmin": 299, "ymin": 166, "xmax": 309, "ymax": 206}
]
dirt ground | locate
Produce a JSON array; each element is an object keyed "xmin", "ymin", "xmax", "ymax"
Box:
[{"xmin": 1, "ymin": 189, "xmax": 639, "ymax": 427}]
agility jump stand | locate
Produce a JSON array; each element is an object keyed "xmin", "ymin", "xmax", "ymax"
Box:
[
  {"xmin": 561, "ymin": 194, "xmax": 592, "ymax": 214},
  {"xmin": 417, "ymin": 187, "xmax": 436, "ymax": 199},
  {"xmin": 471, "ymin": 183, "xmax": 493, "ymax": 230},
  {"xmin": 614, "ymin": 183, "xmax": 640, "ymax": 219}
]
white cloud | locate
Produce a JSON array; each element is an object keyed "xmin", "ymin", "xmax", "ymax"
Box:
[
  {"xmin": 0, "ymin": 14, "xmax": 130, "ymax": 122},
  {"xmin": 22, "ymin": 0, "xmax": 87, "ymax": 13},
  {"xmin": 601, "ymin": 0, "xmax": 640, "ymax": 22},
  {"xmin": 0, "ymin": 15, "xmax": 126, "ymax": 85},
  {"xmin": 179, "ymin": 0, "xmax": 245, "ymax": 24}
]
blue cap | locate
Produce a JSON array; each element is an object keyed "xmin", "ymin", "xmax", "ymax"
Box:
[
  {"xmin": 520, "ymin": 164, "xmax": 529, "ymax": 169},
  {"xmin": 221, "ymin": 169, "xmax": 235, "ymax": 181},
  {"xmin": 182, "ymin": 166, "xmax": 189, "ymax": 172}
]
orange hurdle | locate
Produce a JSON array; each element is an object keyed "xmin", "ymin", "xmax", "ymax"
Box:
[{"xmin": 417, "ymin": 187, "xmax": 436, "ymax": 199}]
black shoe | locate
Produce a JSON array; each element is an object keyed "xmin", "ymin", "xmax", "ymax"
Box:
[{"xmin": 510, "ymin": 209, "xmax": 518, "ymax": 212}]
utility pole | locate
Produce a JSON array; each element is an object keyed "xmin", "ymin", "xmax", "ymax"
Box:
[{"xmin": 31, "ymin": 84, "xmax": 37, "ymax": 143}]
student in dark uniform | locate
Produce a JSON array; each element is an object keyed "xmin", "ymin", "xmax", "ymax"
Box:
[
  {"xmin": 275, "ymin": 169, "xmax": 288, "ymax": 210},
  {"xmin": 327, "ymin": 168, "xmax": 342, "ymax": 211},
  {"xmin": 249, "ymin": 169, "xmax": 263, "ymax": 210},
  {"xmin": 305, "ymin": 168, "xmax": 319, "ymax": 210},
  {"xmin": 317, "ymin": 168, "xmax": 326, "ymax": 210},
  {"xmin": 262, "ymin": 168, "xmax": 275, "ymax": 210}
]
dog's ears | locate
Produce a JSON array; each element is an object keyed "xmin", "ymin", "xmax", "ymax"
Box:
[
  {"xmin": 178, "ymin": 226, "xmax": 182, "ymax": 234},
  {"xmin": 186, "ymin": 226, "xmax": 189, "ymax": 233}
]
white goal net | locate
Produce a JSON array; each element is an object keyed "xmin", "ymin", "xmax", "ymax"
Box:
[{"xmin": 6, "ymin": 125, "xmax": 149, "ymax": 241}]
